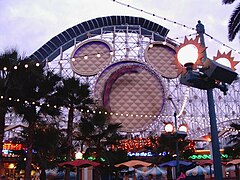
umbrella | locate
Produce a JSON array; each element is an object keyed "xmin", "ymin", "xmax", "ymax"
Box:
[
  {"xmin": 226, "ymin": 159, "xmax": 240, "ymax": 179},
  {"xmin": 146, "ymin": 166, "xmax": 167, "ymax": 176},
  {"xmin": 135, "ymin": 166, "xmax": 167, "ymax": 179},
  {"xmin": 186, "ymin": 166, "xmax": 208, "ymax": 176},
  {"xmin": 197, "ymin": 160, "xmax": 213, "ymax": 166},
  {"xmin": 115, "ymin": 160, "xmax": 153, "ymax": 168},
  {"xmin": 159, "ymin": 160, "xmax": 192, "ymax": 167},
  {"xmin": 54, "ymin": 171, "xmax": 76, "ymax": 179},
  {"xmin": 46, "ymin": 169, "xmax": 57, "ymax": 177},
  {"xmin": 59, "ymin": 159, "xmax": 100, "ymax": 180},
  {"xmin": 203, "ymin": 166, "xmax": 214, "ymax": 174},
  {"xmin": 58, "ymin": 159, "xmax": 100, "ymax": 168},
  {"xmin": 225, "ymin": 165, "xmax": 236, "ymax": 172},
  {"xmin": 226, "ymin": 159, "xmax": 240, "ymax": 165},
  {"xmin": 46, "ymin": 169, "xmax": 76, "ymax": 179},
  {"xmin": 197, "ymin": 159, "xmax": 227, "ymax": 166}
]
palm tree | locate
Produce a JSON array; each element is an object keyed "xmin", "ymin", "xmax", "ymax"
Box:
[
  {"xmin": 77, "ymin": 106, "xmax": 123, "ymax": 164},
  {"xmin": 76, "ymin": 106, "xmax": 124, "ymax": 179},
  {"xmin": 52, "ymin": 77, "xmax": 93, "ymax": 180},
  {"xmin": 5, "ymin": 59, "xmax": 62, "ymax": 180},
  {"xmin": 0, "ymin": 49, "xmax": 21, "ymax": 175},
  {"xmin": 32, "ymin": 121, "xmax": 65, "ymax": 180},
  {"xmin": 14, "ymin": 121, "xmax": 65, "ymax": 180},
  {"xmin": 222, "ymin": 0, "xmax": 240, "ymax": 41}
]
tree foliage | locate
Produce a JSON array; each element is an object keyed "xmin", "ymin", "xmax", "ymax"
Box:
[
  {"xmin": 76, "ymin": 106, "xmax": 124, "ymax": 165},
  {"xmin": 5, "ymin": 58, "xmax": 62, "ymax": 179},
  {"xmin": 222, "ymin": 0, "xmax": 240, "ymax": 41},
  {"xmin": 0, "ymin": 49, "xmax": 22, "ymax": 175},
  {"xmin": 224, "ymin": 123, "xmax": 240, "ymax": 158}
]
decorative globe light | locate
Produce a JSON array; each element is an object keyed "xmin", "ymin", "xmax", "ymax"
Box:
[
  {"xmin": 213, "ymin": 51, "xmax": 239, "ymax": 71},
  {"xmin": 215, "ymin": 58, "xmax": 231, "ymax": 68},
  {"xmin": 176, "ymin": 37, "xmax": 205, "ymax": 69},
  {"xmin": 165, "ymin": 123, "xmax": 174, "ymax": 133},
  {"xmin": 177, "ymin": 44, "xmax": 199, "ymax": 66},
  {"xmin": 179, "ymin": 124, "xmax": 188, "ymax": 133},
  {"xmin": 75, "ymin": 151, "xmax": 83, "ymax": 159},
  {"xmin": 9, "ymin": 163, "xmax": 15, "ymax": 169}
]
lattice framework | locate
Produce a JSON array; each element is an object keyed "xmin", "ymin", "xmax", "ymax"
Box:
[
  {"xmin": 43, "ymin": 25, "xmax": 240, "ymax": 140},
  {"xmin": 5, "ymin": 24, "xmax": 240, "ymax": 145}
]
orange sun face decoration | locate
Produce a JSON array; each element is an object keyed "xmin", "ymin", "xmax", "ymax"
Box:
[
  {"xmin": 176, "ymin": 36, "xmax": 206, "ymax": 70},
  {"xmin": 213, "ymin": 50, "xmax": 239, "ymax": 71}
]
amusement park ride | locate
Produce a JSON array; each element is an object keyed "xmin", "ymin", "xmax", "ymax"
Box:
[{"xmin": 4, "ymin": 15, "xmax": 239, "ymax": 148}]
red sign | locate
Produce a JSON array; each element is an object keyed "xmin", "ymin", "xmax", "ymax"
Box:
[
  {"xmin": 114, "ymin": 137, "xmax": 159, "ymax": 152},
  {"xmin": 3, "ymin": 143, "xmax": 23, "ymax": 150}
]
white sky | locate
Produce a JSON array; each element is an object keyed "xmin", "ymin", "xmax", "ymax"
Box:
[{"xmin": 0, "ymin": 0, "xmax": 239, "ymax": 72}]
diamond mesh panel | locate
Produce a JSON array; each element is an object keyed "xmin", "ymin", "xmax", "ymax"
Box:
[
  {"xmin": 144, "ymin": 43, "xmax": 182, "ymax": 79},
  {"xmin": 94, "ymin": 61, "xmax": 165, "ymax": 132},
  {"xmin": 70, "ymin": 39, "xmax": 112, "ymax": 76}
]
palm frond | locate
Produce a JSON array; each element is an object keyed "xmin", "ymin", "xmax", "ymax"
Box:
[
  {"xmin": 222, "ymin": 0, "xmax": 236, "ymax": 4},
  {"xmin": 230, "ymin": 122, "xmax": 240, "ymax": 130},
  {"xmin": 228, "ymin": 3, "xmax": 240, "ymax": 41}
]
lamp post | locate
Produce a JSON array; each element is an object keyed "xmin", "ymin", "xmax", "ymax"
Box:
[
  {"xmin": 75, "ymin": 151, "xmax": 83, "ymax": 180},
  {"xmin": 176, "ymin": 21, "xmax": 238, "ymax": 180},
  {"xmin": 174, "ymin": 112, "xmax": 180, "ymax": 179},
  {"xmin": 167, "ymin": 95, "xmax": 188, "ymax": 179},
  {"xmin": 197, "ymin": 20, "xmax": 223, "ymax": 180},
  {"xmin": 164, "ymin": 115, "xmax": 187, "ymax": 179}
]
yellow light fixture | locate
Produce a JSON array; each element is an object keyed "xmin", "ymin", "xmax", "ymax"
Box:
[
  {"xmin": 75, "ymin": 151, "xmax": 83, "ymax": 159},
  {"xmin": 9, "ymin": 163, "xmax": 15, "ymax": 169},
  {"xmin": 164, "ymin": 123, "xmax": 174, "ymax": 133},
  {"xmin": 176, "ymin": 36, "xmax": 205, "ymax": 69},
  {"xmin": 179, "ymin": 124, "xmax": 188, "ymax": 133},
  {"xmin": 213, "ymin": 50, "xmax": 239, "ymax": 71}
]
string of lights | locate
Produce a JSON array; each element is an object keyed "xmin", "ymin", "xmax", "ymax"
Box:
[
  {"xmin": 0, "ymin": 94, "xmax": 164, "ymax": 118},
  {"xmin": 1, "ymin": 94, "xmax": 239, "ymax": 125},
  {"xmin": 112, "ymin": 0, "xmax": 195, "ymax": 31},
  {"xmin": 1, "ymin": 46, "xmax": 238, "ymax": 132},
  {"xmin": 204, "ymin": 33, "xmax": 240, "ymax": 55},
  {"xmin": 112, "ymin": 0, "xmax": 240, "ymax": 56},
  {"xmin": 171, "ymin": 33, "xmax": 198, "ymax": 40},
  {"xmin": 2, "ymin": 30, "xmax": 239, "ymax": 136},
  {"xmin": 0, "ymin": 41, "xmax": 167, "ymax": 71}
]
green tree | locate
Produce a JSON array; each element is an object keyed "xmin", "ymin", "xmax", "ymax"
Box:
[
  {"xmin": 14, "ymin": 121, "xmax": 66, "ymax": 180},
  {"xmin": 222, "ymin": 0, "xmax": 240, "ymax": 41},
  {"xmin": 52, "ymin": 77, "xmax": 93, "ymax": 180},
  {"xmin": 76, "ymin": 106, "xmax": 124, "ymax": 178},
  {"xmin": 224, "ymin": 123, "xmax": 240, "ymax": 158},
  {"xmin": 155, "ymin": 133, "xmax": 190, "ymax": 163},
  {"xmin": 5, "ymin": 59, "xmax": 62, "ymax": 180},
  {"xmin": 33, "ymin": 121, "xmax": 65, "ymax": 180},
  {"xmin": 77, "ymin": 106, "xmax": 123, "ymax": 165},
  {"xmin": 0, "ymin": 49, "xmax": 21, "ymax": 175}
]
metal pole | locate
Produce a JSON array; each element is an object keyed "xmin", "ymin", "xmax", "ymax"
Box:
[
  {"xmin": 174, "ymin": 112, "xmax": 180, "ymax": 179},
  {"xmin": 196, "ymin": 20, "xmax": 223, "ymax": 180},
  {"xmin": 76, "ymin": 167, "xmax": 81, "ymax": 180},
  {"xmin": 207, "ymin": 89, "xmax": 223, "ymax": 179}
]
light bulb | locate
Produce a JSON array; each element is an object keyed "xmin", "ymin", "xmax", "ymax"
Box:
[{"xmin": 177, "ymin": 44, "xmax": 198, "ymax": 65}]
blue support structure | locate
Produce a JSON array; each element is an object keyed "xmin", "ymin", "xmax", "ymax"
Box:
[{"xmin": 197, "ymin": 20, "xmax": 223, "ymax": 180}]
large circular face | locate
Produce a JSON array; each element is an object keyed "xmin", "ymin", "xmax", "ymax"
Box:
[
  {"xmin": 94, "ymin": 61, "xmax": 165, "ymax": 132},
  {"xmin": 144, "ymin": 42, "xmax": 182, "ymax": 79},
  {"xmin": 70, "ymin": 39, "xmax": 112, "ymax": 76}
]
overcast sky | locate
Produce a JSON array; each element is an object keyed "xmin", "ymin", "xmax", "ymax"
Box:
[{"xmin": 0, "ymin": 0, "xmax": 239, "ymax": 71}]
